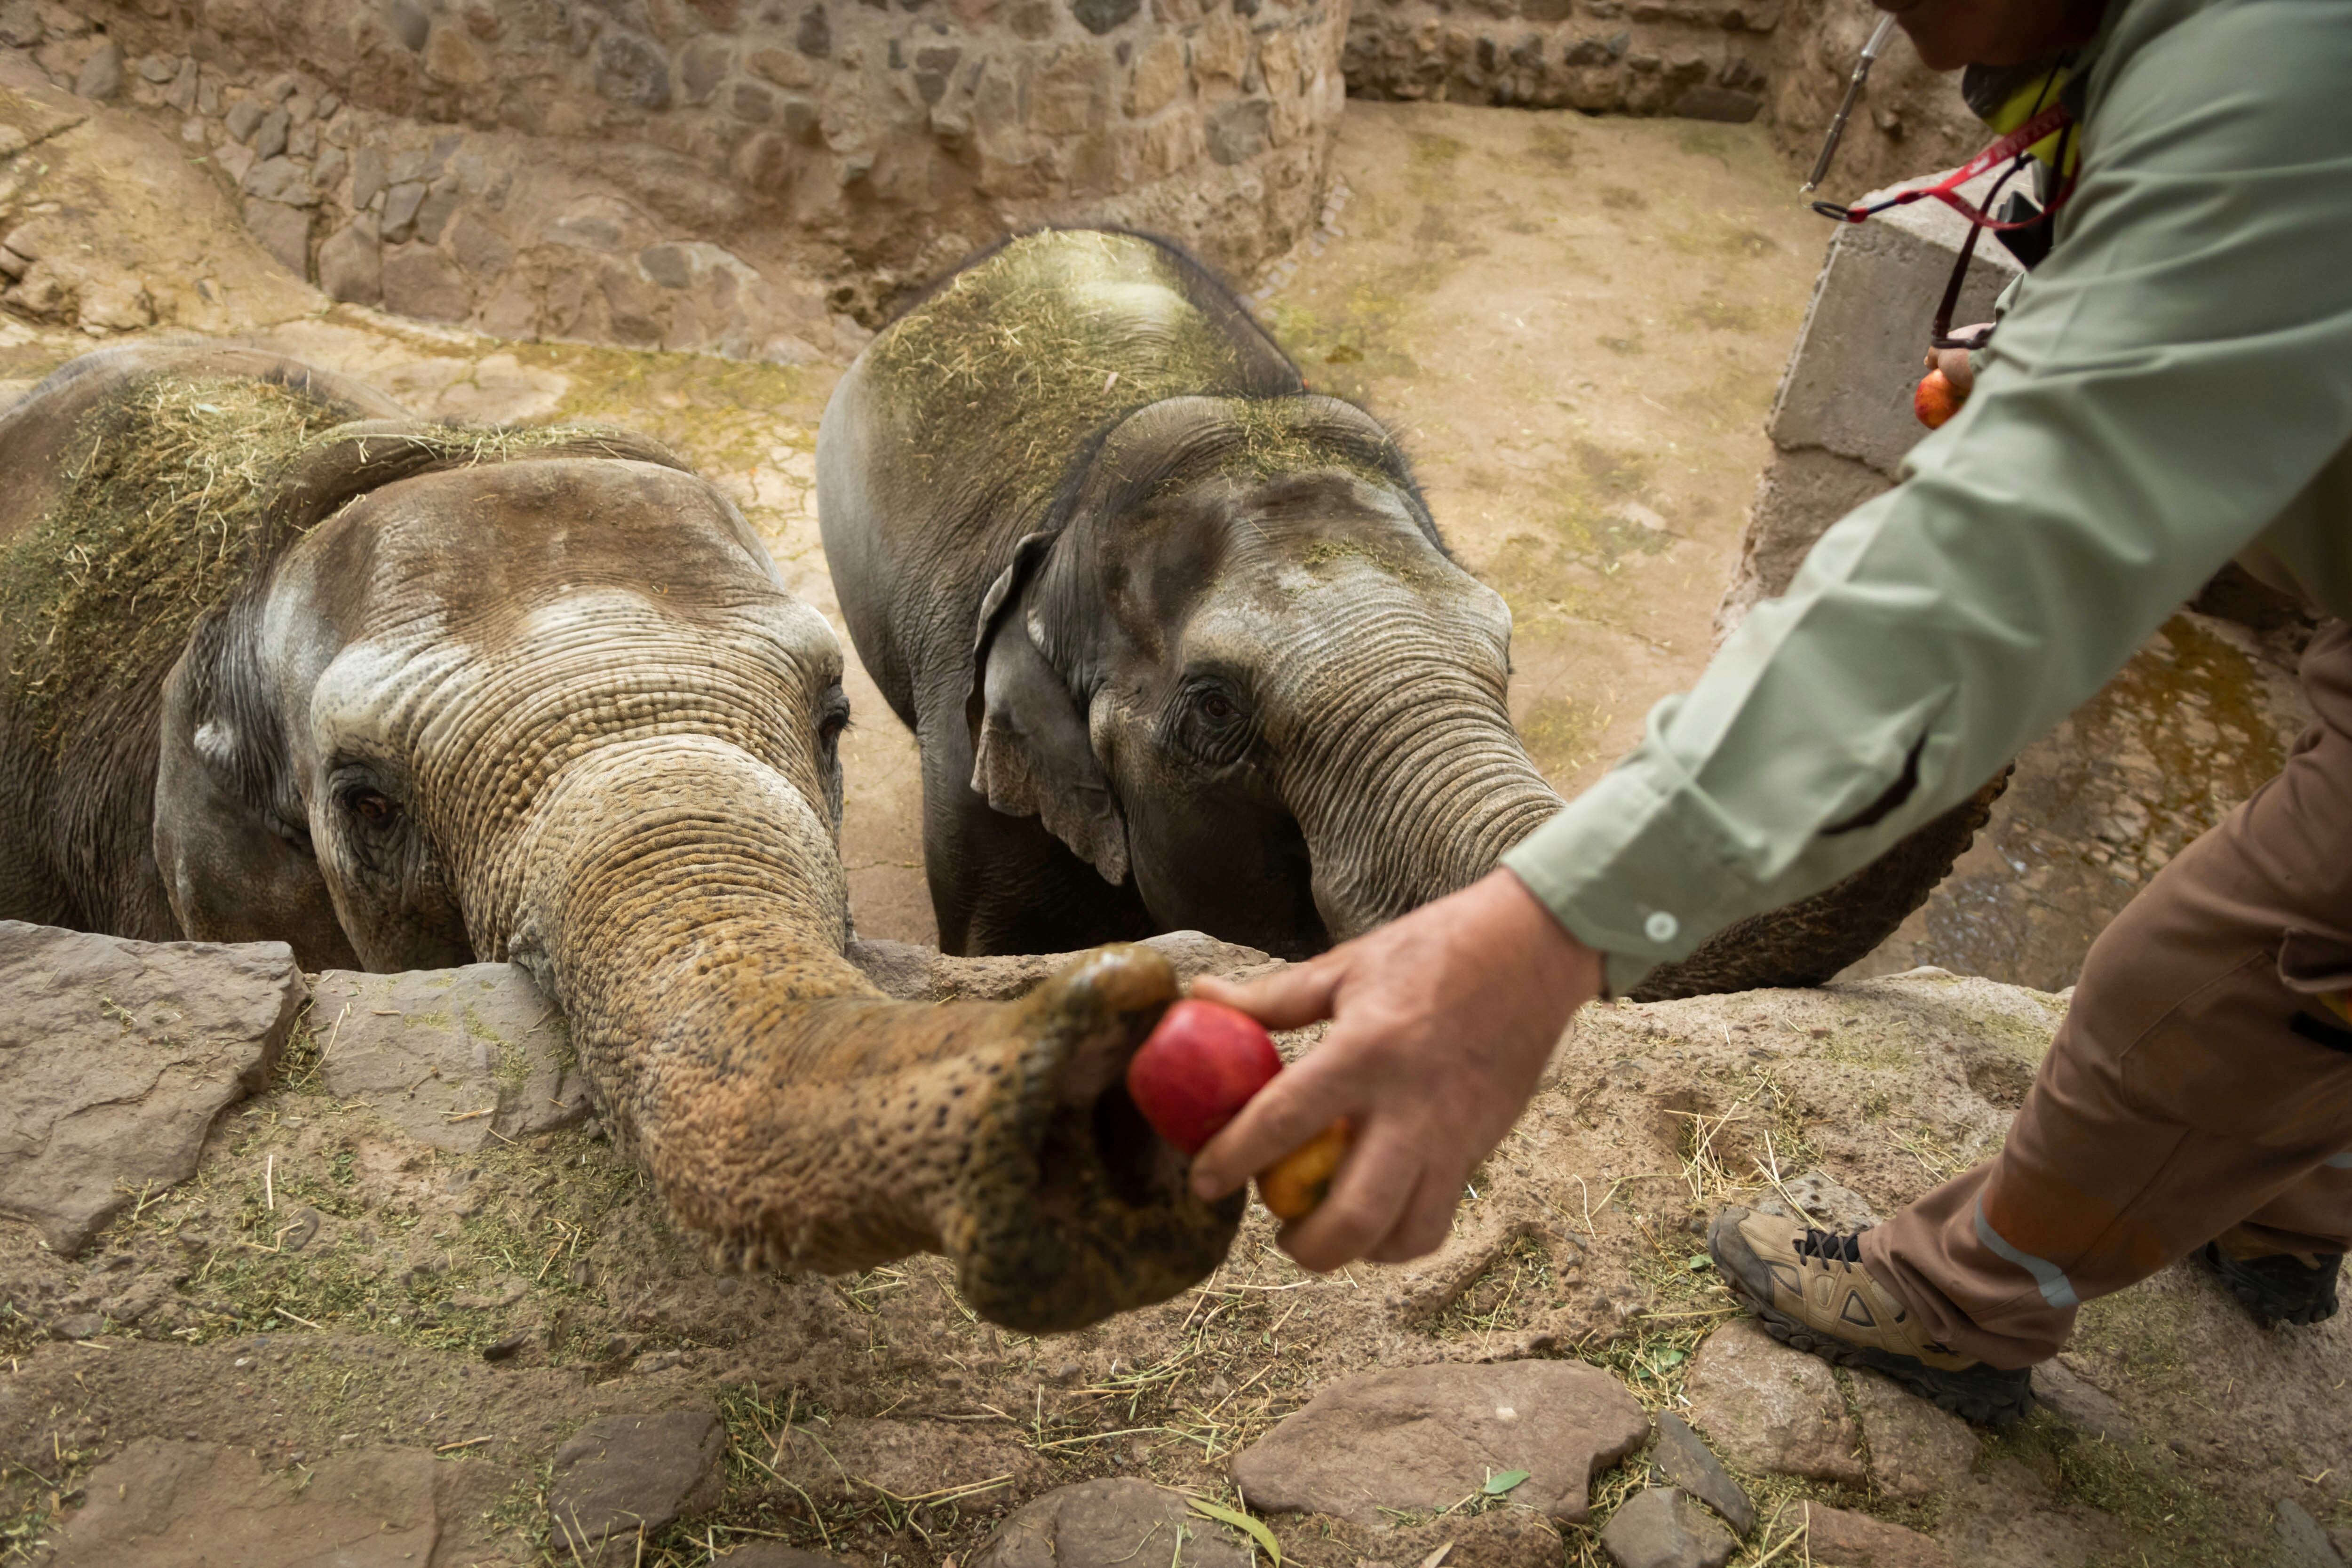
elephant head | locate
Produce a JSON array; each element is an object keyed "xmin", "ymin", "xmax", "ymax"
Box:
[
  {"xmin": 826, "ymin": 228, "xmax": 2001, "ymax": 987},
  {"xmin": 967, "ymin": 394, "xmax": 1565, "ymax": 958},
  {"xmin": 0, "ymin": 348, "xmax": 1234, "ymax": 1328},
  {"xmin": 964, "ymin": 387, "xmax": 2007, "ymax": 990}
]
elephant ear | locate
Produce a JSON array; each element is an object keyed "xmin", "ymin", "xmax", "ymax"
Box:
[{"xmin": 966, "ymin": 533, "xmax": 1130, "ymax": 884}]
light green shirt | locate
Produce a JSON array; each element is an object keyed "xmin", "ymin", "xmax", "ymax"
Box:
[{"xmin": 1503, "ymin": 0, "xmax": 2352, "ymax": 995}]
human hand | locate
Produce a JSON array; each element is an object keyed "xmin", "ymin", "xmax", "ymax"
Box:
[
  {"xmin": 1186, "ymin": 868, "xmax": 1603, "ymax": 1271},
  {"xmin": 1923, "ymin": 323, "xmax": 1992, "ymax": 398}
]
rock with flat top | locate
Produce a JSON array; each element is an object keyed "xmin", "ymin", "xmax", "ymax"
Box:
[
  {"xmin": 1651, "ymin": 1412, "xmax": 1755, "ymax": 1536},
  {"xmin": 2274, "ymin": 1498, "xmax": 2346, "ymax": 1568},
  {"xmin": 1231, "ymin": 1359, "xmax": 1649, "ymax": 1526},
  {"xmin": 314, "ymin": 963, "xmax": 590, "ymax": 1153},
  {"xmin": 46, "ymin": 1439, "xmax": 440, "ymax": 1565},
  {"xmin": 977, "ymin": 1478, "xmax": 1250, "ymax": 1568},
  {"xmin": 1849, "ymin": 1369, "xmax": 1976, "ymax": 1498},
  {"xmin": 1682, "ymin": 1320, "xmax": 1865, "ymax": 1486},
  {"xmin": 1800, "ymin": 1503, "xmax": 1952, "ymax": 1568},
  {"xmin": 0, "ymin": 922, "xmax": 304, "ymax": 1254},
  {"xmin": 547, "ymin": 1409, "xmax": 727, "ymax": 1559},
  {"xmin": 1599, "ymin": 1487, "xmax": 1736, "ymax": 1568}
]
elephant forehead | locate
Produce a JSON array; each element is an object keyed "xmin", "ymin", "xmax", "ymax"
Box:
[
  {"xmin": 1180, "ymin": 551, "xmax": 1515, "ymax": 666},
  {"xmin": 326, "ymin": 458, "xmax": 779, "ymax": 613},
  {"xmin": 495, "ymin": 586, "xmax": 842, "ymax": 677}
]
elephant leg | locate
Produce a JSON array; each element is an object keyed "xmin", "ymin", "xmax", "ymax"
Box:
[{"xmin": 1628, "ymin": 768, "xmax": 2013, "ymax": 1003}]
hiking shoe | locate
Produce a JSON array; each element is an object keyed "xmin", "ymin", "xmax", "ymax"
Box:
[
  {"xmin": 2201, "ymin": 1226, "xmax": 2343, "ymax": 1327},
  {"xmin": 1708, "ymin": 1205, "xmax": 2035, "ymax": 1427}
]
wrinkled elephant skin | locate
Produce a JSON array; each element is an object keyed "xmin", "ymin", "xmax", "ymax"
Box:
[
  {"xmin": 817, "ymin": 228, "xmax": 2002, "ymax": 988},
  {"xmin": 0, "ymin": 346, "xmax": 1237, "ymax": 1326}
]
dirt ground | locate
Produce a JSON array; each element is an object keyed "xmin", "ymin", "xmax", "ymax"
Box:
[{"xmin": 6, "ymin": 71, "xmax": 2351, "ymax": 1568}]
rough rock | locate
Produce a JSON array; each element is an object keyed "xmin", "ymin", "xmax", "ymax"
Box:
[
  {"xmin": 1848, "ymin": 1370, "xmax": 1975, "ymax": 1499},
  {"xmin": 2275, "ymin": 1499, "xmax": 2347, "ymax": 1568},
  {"xmin": 547, "ymin": 1409, "xmax": 727, "ymax": 1557},
  {"xmin": 71, "ymin": 40, "xmax": 119, "ymax": 101},
  {"xmin": 0, "ymin": 1, "xmax": 42, "ymax": 48},
  {"xmin": 1798, "ymin": 1503, "xmax": 1952, "ymax": 1568},
  {"xmin": 242, "ymin": 154, "xmax": 315, "ymax": 206},
  {"xmin": 977, "ymin": 1478, "xmax": 1251, "ymax": 1568},
  {"xmin": 313, "ymin": 963, "xmax": 590, "ymax": 1153},
  {"xmin": 316, "ymin": 214, "xmax": 381, "ymax": 304},
  {"xmin": 45, "ymin": 1439, "xmax": 441, "ymax": 1565},
  {"xmin": 1650, "ymin": 1412, "xmax": 1755, "ymax": 1536},
  {"xmin": 241, "ymin": 196, "xmax": 310, "ymax": 277},
  {"xmin": 1598, "ymin": 1487, "xmax": 1736, "ymax": 1568},
  {"xmin": 0, "ymin": 922, "xmax": 304, "ymax": 1254},
  {"xmin": 848, "ymin": 929, "xmax": 1274, "ymax": 1003},
  {"xmin": 380, "ymin": 243, "xmax": 470, "ymax": 321},
  {"xmin": 2028, "ymin": 1356, "xmax": 2143, "ymax": 1445},
  {"xmin": 1230, "ymin": 1359, "xmax": 1650, "ymax": 1526},
  {"xmin": 1682, "ymin": 1320, "xmax": 1865, "ymax": 1486}
]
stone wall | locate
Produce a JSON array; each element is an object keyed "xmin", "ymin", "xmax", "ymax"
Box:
[
  {"xmin": 1343, "ymin": 0, "xmax": 1778, "ymax": 122},
  {"xmin": 3, "ymin": 0, "xmax": 1344, "ymax": 353},
  {"xmin": 1343, "ymin": 0, "xmax": 1980, "ymax": 179}
]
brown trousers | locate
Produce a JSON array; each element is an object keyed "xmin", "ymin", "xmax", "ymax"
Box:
[{"xmin": 1860, "ymin": 621, "xmax": 2352, "ymax": 1369}]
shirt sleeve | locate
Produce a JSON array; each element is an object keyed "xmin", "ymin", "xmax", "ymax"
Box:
[{"xmin": 1504, "ymin": 0, "xmax": 2352, "ymax": 997}]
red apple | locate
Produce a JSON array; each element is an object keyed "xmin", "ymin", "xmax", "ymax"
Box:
[
  {"xmin": 1126, "ymin": 998, "xmax": 1282, "ymax": 1155},
  {"xmin": 1914, "ymin": 367, "xmax": 1966, "ymax": 430}
]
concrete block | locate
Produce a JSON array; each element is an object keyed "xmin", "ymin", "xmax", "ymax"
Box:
[{"xmin": 1765, "ymin": 167, "xmax": 2023, "ymax": 480}]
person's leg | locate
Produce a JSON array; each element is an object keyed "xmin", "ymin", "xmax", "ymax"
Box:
[
  {"xmin": 1717, "ymin": 622, "xmax": 2352, "ymax": 1414},
  {"xmin": 2203, "ymin": 1152, "xmax": 2352, "ymax": 1324},
  {"xmin": 1867, "ymin": 621, "xmax": 2352, "ymax": 1363}
]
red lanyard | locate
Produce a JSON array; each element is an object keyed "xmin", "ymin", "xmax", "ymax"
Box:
[
  {"xmin": 1812, "ymin": 102, "xmax": 2080, "ymax": 231},
  {"xmin": 1813, "ymin": 101, "xmax": 2080, "ymax": 350}
]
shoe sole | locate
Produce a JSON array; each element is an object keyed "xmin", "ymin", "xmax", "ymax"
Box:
[
  {"xmin": 2200, "ymin": 1242, "xmax": 2342, "ymax": 1328},
  {"xmin": 1714, "ymin": 1256, "xmax": 2036, "ymax": 1428}
]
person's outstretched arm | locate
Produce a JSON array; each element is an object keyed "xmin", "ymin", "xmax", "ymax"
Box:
[{"xmin": 1190, "ymin": 0, "xmax": 2352, "ymax": 1269}]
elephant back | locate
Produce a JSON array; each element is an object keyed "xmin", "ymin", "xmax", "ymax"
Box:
[{"xmin": 0, "ymin": 348, "xmax": 408, "ymax": 756}]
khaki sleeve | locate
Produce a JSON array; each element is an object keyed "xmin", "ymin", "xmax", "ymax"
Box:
[{"xmin": 1506, "ymin": 0, "xmax": 2352, "ymax": 996}]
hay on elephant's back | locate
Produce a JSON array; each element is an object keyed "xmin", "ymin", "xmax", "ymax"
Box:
[
  {"xmin": 0, "ymin": 373, "xmax": 660, "ymax": 749},
  {"xmin": 869, "ymin": 231, "xmax": 1253, "ymax": 502},
  {"xmin": 0, "ymin": 374, "xmax": 347, "ymax": 747}
]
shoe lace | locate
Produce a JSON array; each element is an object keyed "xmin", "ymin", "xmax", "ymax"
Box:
[{"xmin": 1796, "ymin": 1228, "xmax": 1863, "ymax": 1265}]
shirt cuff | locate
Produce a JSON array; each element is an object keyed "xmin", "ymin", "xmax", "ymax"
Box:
[{"xmin": 1499, "ymin": 740, "xmax": 1761, "ymax": 999}]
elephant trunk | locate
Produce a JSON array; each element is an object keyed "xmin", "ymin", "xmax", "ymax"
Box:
[
  {"xmin": 1287, "ymin": 662, "xmax": 1565, "ymax": 941},
  {"xmin": 486, "ymin": 736, "xmax": 1240, "ymax": 1331}
]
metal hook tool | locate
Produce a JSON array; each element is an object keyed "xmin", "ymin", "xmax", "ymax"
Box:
[{"xmin": 1802, "ymin": 12, "xmax": 1900, "ymax": 194}]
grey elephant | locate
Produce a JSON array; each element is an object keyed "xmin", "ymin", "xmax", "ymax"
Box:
[
  {"xmin": 819, "ymin": 228, "xmax": 2000, "ymax": 989},
  {"xmin": 0, "ymin": 344, "xmax": 1236, "ymax": 1331}
]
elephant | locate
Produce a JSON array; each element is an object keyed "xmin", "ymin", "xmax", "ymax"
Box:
[
  {"xmin": 818, "ymin": 227, "xmax": 2003, "ymax": 989},
  {"xmin": 0, "ymin": 344, "xmax": 1237, "ymax": 1332}
]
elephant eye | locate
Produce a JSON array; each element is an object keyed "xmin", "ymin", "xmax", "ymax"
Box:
[
  {"xmin": 1176, "ymin": 681, "xmax": 1255, "ymax": 766},
  {"xmin": 342, "ymin": 787, "xmax": 399, "ymax": 827}
]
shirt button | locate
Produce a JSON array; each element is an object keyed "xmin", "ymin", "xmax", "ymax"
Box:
[{"xmin": 1644, "ymin": 910, "xmax": 1679, "ymax": 944}]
